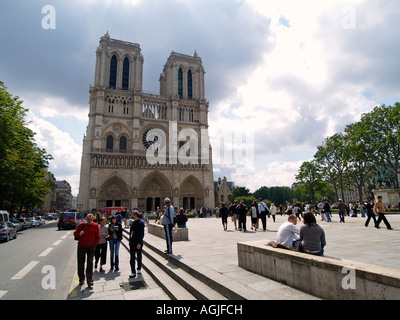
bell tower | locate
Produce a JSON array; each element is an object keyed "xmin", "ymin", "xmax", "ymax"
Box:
[
  {"xmin": 159, "ymin": 51, "xmax": 205, "ymax": 101},
  {"xmin": 94, "ymin": 31, "xmax": 144, "ymax": 92}
]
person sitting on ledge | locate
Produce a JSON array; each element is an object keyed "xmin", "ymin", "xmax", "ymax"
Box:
[
  {"xmin": 275, "ymin": 214, "xmax": 300, "ymax": 250},
  {"xmin": 176, "ymin": 207, "xmax": 188, "ymax": 228},
  {"xmin": 299, "ymin": 212, "xmax": 326, "ymax": 256}
]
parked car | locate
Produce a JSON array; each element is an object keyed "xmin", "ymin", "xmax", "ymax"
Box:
[
  {"xmin": 17, "ymin": 218, "xmax": 32, "ymax": 229},
  {"xmin": 46, "ymin": 213, "xmax": 58, "ymax": 220},
  {"xmin": 37, "ymin": 216, "xmax": 46, "ymax": 225},
  {"xmin": 29, "ymin": 217, "xmax": 41, "ymax": 227},
  {"xmin": 0, "ymin": 221, "xmax": 18, "ymax": 242},
  {"xmin": 58, "ymin": 212, "xmax": 78, "ymax": 230},
  {"xmin": 10, "ymin": 219, "xmax": 23, "ymax": 232}
]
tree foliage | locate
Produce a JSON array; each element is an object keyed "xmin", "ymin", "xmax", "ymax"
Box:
[
  {"xmin": 0, "ymin": 82, "xmax": 54, "ymax": 211},
  {"xmin": 297, "ymin": 103, "xmax": 400, "ymax": 202}
]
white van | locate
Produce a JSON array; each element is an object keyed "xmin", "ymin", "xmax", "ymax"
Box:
[{"xmin": 0, "ymin": 210, "xmax": 10, "ymax": 222}]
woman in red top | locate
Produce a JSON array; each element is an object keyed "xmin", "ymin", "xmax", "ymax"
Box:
[{"xmin": 74, "ymin": 214, "xmax": 100, "ymax": 286}]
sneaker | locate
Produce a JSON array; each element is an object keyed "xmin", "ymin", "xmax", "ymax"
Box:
[
  {"xmin": 129, "ymin": 273, "xmax": 136, "ymax": 278},
  {"xmin": 137, "ymin": 269, "xmax": 141, "ymax": 274}
]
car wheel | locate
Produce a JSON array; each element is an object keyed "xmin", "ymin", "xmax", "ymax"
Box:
[
  {"xmin": 14, "ymin": 232, "xmax": 17, "ymax": 239},
  {"xmin": 6, "ymin": 234, "xmax": 10, "ymax": 242}
]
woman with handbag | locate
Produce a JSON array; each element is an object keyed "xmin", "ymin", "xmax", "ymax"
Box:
[
  {"xmin": 108, "ymin": 215, "xmax": 123, "ymax": 271},
  {"xmin": 94, "ymin": 216, "xmax": 108, "ymax": 272}
]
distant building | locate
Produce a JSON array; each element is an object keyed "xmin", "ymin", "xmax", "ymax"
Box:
[
  {"xmin": 214, "ymin": 177, "xmax": 234, "ymax": 206},
  {"xmin": 53, "ymin": 180, "xmax": 73, "ymax": 211},
  {"xmin": 42, "ymin": 172, "xmax": 56, "ymax": 212}
]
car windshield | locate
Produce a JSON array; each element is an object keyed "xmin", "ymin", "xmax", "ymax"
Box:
[{"xmin": 65, "ymin": 212, "xmax": 76, "ymax": 219}]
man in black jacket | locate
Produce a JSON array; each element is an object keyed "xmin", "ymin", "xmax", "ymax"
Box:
[{"xmin": 129, "ymin": 210, "xmax": 145, "ymax": 278}]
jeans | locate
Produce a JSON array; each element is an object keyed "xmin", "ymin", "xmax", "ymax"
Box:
[
  {"xmin": 164, "ymin": 224, "xmax": 173, "ymax": 254},
  {"xmin": 339, "ymin": 211, "xmax": 346, "ymax": 222},
  {"xmin": 130, "ymin": 242, "xmax": 142, "ymax": 273},
  {"xmin": 109, "ymin": 239, "xmax": 120, "ymax": 269},
  {"xmin": 95, "ymin": 242, "xmax": 107, "ymax": 266},
  {"xmin": 325, "ymin": 211, "xmax": 331, "ymax": 222}
]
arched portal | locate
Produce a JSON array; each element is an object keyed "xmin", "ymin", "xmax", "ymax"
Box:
[
  {"xmin": 98, "ymin": 176, "xmax": 130, "ymax": 209},
  {"xmin": 138, "ymin": 171, "xmax": 172, "ymax": 211},
  {"xmin": 180, "ymin": 175, "xmax": 203, "ymax": 210}
]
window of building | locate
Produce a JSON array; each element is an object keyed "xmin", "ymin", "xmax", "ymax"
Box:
[
  {"xmin": 119, "ymin": 136, "xmax": 127, "ymax": 152},
  {"xmin": 122, "ymin": 57, "xmax": 129, "ymax": 90},
  {"xmin": 106, "ymin": 135, "xmax": 114, "ymax": 151},
  {"xmin": 178, "ymin": 68, "xmax": 183, "ymax": 99},
  {"xmin": 179, "ymin": 107, "xmax": 184, "ymax": 121},
  {"xmin": 188, "ymin": 69, "xmax": 193, "ymax": 99},
  {"xmin": 109, "ymin": 55, "xmax": 117, "ymax": 89}
]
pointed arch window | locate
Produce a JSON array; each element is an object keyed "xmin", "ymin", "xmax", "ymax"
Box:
[
  {"xmin": 122, "ymin": 57, "xmax": 129, "ymax": 90},
  {"xmin": 188, "ymin": 69, "xmax": 193, "ymax": 99},
  {"xmin": 106, "ymin": 135, "xmax": 114, "ymax": 151},
  {"xmin": 119, "ymin": 136, "xmax": 127, "ymax": 152},
  {"xmin": 178, "ymin": 68, "xmax": 183, "ymax": 99},
  {"xmin": 109, "ymin": 55, "xmax": 117, "ymax": 89}
]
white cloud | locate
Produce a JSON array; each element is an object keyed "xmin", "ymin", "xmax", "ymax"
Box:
[
  {"xmin": 22, "ymin": 94, "xmax": 87, "ymax": 121},
  {"xmin": 26, "ymin": 111, "xmax": 82, "ymax": 196}
]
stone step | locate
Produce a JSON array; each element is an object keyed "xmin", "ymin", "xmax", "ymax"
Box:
[
  {"xmin": 122, "ymin": 230, "xmax": 195, "ymax": 300},
  {"xmin": 142, "ymin": 243, "xmax": 227, "ymax": 300},
  {"xmin": 142, "ymin": 234, "xmax": 245, "ymax": 300}
]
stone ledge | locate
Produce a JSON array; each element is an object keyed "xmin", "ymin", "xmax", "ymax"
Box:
[
  {"xmin": 148, "ymin": 223, "xmax": 189, "ymax": 241},
  {"xmin": 237, "ymin": 240, "xmax": 400, "ymax": 300}
]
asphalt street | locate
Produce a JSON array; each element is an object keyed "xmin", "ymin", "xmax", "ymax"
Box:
[{"xmin": 0, "ymin": 220, "xmax": 77, "ymax": 300}]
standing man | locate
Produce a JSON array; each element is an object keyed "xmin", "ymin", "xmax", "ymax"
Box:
[
  {"xmin": 373, "ymin": 196, "xmax": 392, "ymax": 229},
  {"xmin": 258, "ymin": 198, "xmax": 269, "ymax": 231},
  {"xmin": 162, "ymin": 197, "xmax": 176, "ymax": 254},
  {"xmin": 229, "ymin": 201, "xmax": 239, "ymax": 230},
  {"xmin": 365, "ymin": 199, "xmax": 377, "ymax": 227},
  {"xmin": 74, "ymin": 213, "xmax": 100, "ymax": 286},
  {"xmin": 237, "ymin": 201, "xmax": 248, "ymax": 232},
  {"xmin": 129, "ymin": 210, "xmax": 145, "ymax": 278},
  {"xmin": 337, "ymin": 199, "xmax": 347, "ymax": 223}
]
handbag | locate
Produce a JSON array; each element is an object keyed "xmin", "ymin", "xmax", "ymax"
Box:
[{"xmin": 74, "ymin": 223, "xmax": 84, "ymax": 241}]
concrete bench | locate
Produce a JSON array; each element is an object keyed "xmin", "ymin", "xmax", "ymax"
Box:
[
  {"xmin": 147, "ymin": 223, "xmax": 189, "ymax": 241},
  {"xmin": 237, "ymin": 240, "xmax": 400, "ymax": 300}
]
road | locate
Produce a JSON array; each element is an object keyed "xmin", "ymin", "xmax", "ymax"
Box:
[{"xmin": 0, "ymin": 220, "xmax": 78, "ymax": 300}]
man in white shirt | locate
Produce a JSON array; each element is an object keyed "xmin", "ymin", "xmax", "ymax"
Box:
[
  {"xmin": 258, "ymin": 198, "xmax": 269, "ymax": 231},
  {"xmin": 276, "ymin": 215, "xmax": 300, "ymax": 249}
]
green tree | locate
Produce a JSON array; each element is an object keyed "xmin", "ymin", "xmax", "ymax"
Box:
[
  {"xmin": 295, "ymin": 160, "xmax": 331, "ymax": 204},
  {"xmin": 314, "ymin": 133, "xmax": 350, "ymax": 202},
  {"xmin": 0, "ymin": 82, "xmax": 53, "ymax": 211},
  {"xmin": 358, "ymin": 103, "xmax": 400, "ymax": 188},
  {"xmin": 229, "ymin": 186, "xmax": 251, "ymax": 203},
  {"xmin": 343, "ymin": 121, "xmax": 375, "ymax": 201}
]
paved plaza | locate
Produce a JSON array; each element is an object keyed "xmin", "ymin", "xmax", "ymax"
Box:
[{"xmin": 66, "ymin": 213, "xmax": 400, "ymax": 300}]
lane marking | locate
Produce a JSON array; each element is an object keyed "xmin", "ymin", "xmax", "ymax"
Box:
[
  {"xmin": 39, "ymin": 247, "xmax": 54, "ymax": 257},
  {"xmin": 0, "ymin": 290, "xmax": 7, "ymax": 299},
  {"xmin": 11, "ymin": 261, "xmax": 40, "ymax": 280},
  {"xmin": 52, "ymin": 240, "xmax": 62, "ymax": 246}
]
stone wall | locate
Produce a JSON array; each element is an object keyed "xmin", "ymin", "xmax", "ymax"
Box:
[{"xmin": 238, "ymin": 240, "xmax": 400, "ymax": 300}]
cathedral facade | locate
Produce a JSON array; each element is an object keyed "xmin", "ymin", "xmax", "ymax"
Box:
[{"xmin": 78, "ymin": 33, "xmax": 214, "ymax": 212}]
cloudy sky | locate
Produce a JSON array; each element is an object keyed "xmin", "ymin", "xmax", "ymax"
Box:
[{"xmin": 1, "ymin": 0, "xmax": 399, "ymax": 196}]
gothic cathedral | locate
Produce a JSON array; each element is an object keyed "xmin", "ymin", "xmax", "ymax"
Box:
[{"xmin": 78, "ymin": 33, "xmax": 214, "ymax": 212}]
